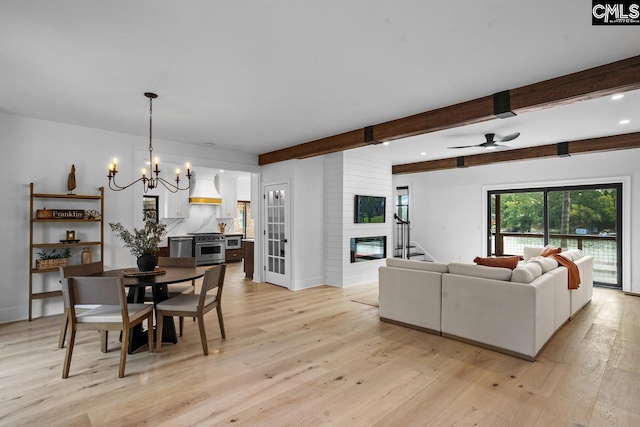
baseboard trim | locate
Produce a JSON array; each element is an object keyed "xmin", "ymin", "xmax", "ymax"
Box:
[{"xmin": 379, "ymin": 317, "xmax": 441, "ymax": 336}]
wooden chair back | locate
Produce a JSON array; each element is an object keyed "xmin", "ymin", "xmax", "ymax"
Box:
[
  {"xmin": 157, "ymin": 257, "xmax": 196, "ymax": 268},
  {"xmin": 60, "ymin": 261, "xmax": 104, "ymax": 278},
  {"xmin": 199, "ymin": 264, "xmax": 226, "ymax": 307},
  {"xmin": 64, "ymin": 277, "xmax": 127, "ymax": 318}
]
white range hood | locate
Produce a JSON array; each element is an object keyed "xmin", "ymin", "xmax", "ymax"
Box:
[{"xmin": 189, "ymin": 170, "xmax": 222, "ymax": 205}]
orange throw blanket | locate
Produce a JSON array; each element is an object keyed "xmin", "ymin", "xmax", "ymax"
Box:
[{"xmin": 550, "ymin": 254, "xmax": 581, "ymax": 289}]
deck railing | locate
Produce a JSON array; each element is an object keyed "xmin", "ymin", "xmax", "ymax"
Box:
[{"xmin": 492, "ymin": 232, "xmax": 618, "ymax": 285}]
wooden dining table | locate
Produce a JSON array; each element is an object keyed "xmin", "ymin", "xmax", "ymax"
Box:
[{"xmin": 92, "ymin": 266, "xmax": 210, "ymax": 354}]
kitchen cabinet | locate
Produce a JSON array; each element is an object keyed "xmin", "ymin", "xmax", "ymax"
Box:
[
  {"xmin": 243, "ymin": 239, "xmax": 254, "ymax": 278},
  {"xmin": 29, "ymin": 183, "xmax": 104, "ymax": 320},
  {"xmin": 163, "ymin": 187, "xmax": 189, "ymax": 219},
  {"xmin": 219, "ymin": 176, "xmax": 237, "ymax": 219},
  {"xmin": 225, "ymin": 247, "xmax": 244, "ymax": 263}
]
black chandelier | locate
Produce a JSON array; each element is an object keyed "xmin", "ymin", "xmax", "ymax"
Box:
[{"xmin": 107, "ymin": 92, "xmax": 192, "ymax": 193}]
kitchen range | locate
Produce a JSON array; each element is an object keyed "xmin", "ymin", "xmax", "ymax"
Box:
[
  {"xmin": 168, "ymin": 233, "xmax": 226, "ymax": 266},
  {"xmin": 190, "ymin": 232, "xmax": 225, "ymax": 265}
]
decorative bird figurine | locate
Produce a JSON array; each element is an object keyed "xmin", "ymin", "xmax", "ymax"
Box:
[{"xmin": 67, "ymin": 164, "xmax": 76, "ymax": 195}]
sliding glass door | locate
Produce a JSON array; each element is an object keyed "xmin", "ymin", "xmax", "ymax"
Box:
[{"xmin": 488, "ymin": 184, "xmax": 622, "ymax": 288}]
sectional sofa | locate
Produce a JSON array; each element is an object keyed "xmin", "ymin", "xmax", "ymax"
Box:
[{"xmin": 378, "ymin": 249, "xmax": 594, "ymax": 361}]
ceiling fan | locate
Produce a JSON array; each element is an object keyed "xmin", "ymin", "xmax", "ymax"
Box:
[{"xmin": 448, "ymin": 132, "xmax": 520, "ymax": 150}]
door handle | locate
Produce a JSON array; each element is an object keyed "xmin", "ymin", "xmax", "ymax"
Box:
[{"xmin": 281, "ymin": 239, "xmax": 288, "ymax": 243}]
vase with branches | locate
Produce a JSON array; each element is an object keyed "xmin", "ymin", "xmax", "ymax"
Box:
[{"xmin": 109, "ymin": 211, "xmax": 167, "ymax": 271}]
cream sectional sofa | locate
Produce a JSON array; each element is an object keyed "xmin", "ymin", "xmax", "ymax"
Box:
[{"xmin": 378, "ymin": 250, "xmax": 593, "ymax": 361}]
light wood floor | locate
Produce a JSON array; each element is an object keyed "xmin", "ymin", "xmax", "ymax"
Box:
[{"xmin": 1, "ymin": 263, "xmax": 639, "ymax": 426}]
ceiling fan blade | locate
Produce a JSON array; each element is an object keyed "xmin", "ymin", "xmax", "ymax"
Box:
[
  {"xmin": 494, "ymin": 144, "xmax": 510, "ymax": 150},
  {"xmin": 497, "ymin": 132, "xmax": 520, "ymax": 143},
  {"xmin": 447, "ymin": 144, "xmax": 482, "ymax": 149}
]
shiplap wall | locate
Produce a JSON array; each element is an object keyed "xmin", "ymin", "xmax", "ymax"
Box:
[{"xmin": 325, "ymin": 152, "xmax": 392, "ymax": 287}]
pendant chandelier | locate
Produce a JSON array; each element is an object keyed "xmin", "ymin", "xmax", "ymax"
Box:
[{"xmin": 107, "ymin": 92, "xmax": 192, "ymax": 193}]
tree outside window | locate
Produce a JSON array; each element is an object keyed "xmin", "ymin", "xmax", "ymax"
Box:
[{"xmin": 234, "ymin": 201, "xmax": 254, "ymax": 238}]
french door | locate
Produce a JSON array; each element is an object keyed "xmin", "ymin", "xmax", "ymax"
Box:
[
  {"xmin": 488, "ymin": 184, "xmax": 622, "ymax": 288},
  {"xmin": 264, "ymin": 183, "xmax": 290, "ymax": 288}
]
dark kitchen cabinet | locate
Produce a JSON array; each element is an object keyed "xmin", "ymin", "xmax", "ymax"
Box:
[
  {"xmin": 225, "ymin": 247, "xmax": 244, "ymax": 263},
  {"xmin": 243, "ymin": 240, "xmax": 254, "ymax": 278}
]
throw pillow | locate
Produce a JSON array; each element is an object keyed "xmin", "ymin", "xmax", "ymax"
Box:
[
  {"xmin": 540, "ymin": 244, "xmax": 562, "ymax": 257},
  {"xmin": 473, "ymin": 256, "xmax": 521, "ymax": 270}
]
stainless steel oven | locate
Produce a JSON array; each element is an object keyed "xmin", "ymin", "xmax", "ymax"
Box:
[
  {"xmin": 225, "ymin": 234, "xmax": 242, "ymax": 250},
  {"xmin": 189, "ymin": 233, "xmax": 225, "ymax": 265}
]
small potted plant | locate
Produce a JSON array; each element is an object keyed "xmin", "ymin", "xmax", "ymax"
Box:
[
  {"xmin": 109, "ymin": 211, "xmax": 167, "ymax": 272},
  {"xmin": 36, "ymin": 248, "xmax": 71, "ymax": 270}
]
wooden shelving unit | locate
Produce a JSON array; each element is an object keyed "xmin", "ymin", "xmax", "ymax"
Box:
[{"xmin": 29, "ymin": 183, "xmax": 104, "ymax": 320}]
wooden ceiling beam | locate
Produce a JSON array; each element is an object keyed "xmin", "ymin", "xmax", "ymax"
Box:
[
  {"xmin": 510, "ymin": 55, "xmax": 640, "ymax": 114},
  {"xmin": 372, "ymin": 96, "xmax": 496, "ymax": 142},
  {"xmin": 391, "ymin": 132, "xmax": 640, "ymax": 175},
  {"xmin": 259, "ymin": 129, "xmax": 366, "ymax": 165},
  {"xmin": 259, "ymin": 55, "xmax": 640, "ymax": 166}
]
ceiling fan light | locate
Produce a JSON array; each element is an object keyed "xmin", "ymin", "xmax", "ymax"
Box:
[{"xmin": 485, "ymin": 146, "xmax": 496, "ymax": 150}]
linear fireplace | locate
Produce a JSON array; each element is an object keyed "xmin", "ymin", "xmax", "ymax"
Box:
[{"xmin": 350, "ymin": 236, "xmax": 387, "ymax": 263}]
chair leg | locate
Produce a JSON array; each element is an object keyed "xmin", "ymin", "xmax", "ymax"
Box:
[
  {"xmin": 217, "ymin": 305, "xmax": 226, "ymax": 339},
  {"xmin": 100, "ymin": 331, "xmax": 108, "ymax": 353},
  {"xmin": 197, "ymin": 313, "xmax": 208, "ymax": 356},
  {"xmin": 58, "ymin": 310, "xmax": 69, "ymax": 349},
  {"xmin": 147, "ymin": 316, "xmax": 154, "ymax": 353},
  {"xmin": 156, "ymin": 312, "xmax": 164, "ymax": 353},
  {"xmin": 62, "ymin": 329, "xmax": 76, "ymax": 378},
  {"xmin": 119, "ymin": 328, "xmax": 129, "ymax": 378},
  {"xmin": 179, "ymin": 316, "xmax": 184, "ymax": 337}
]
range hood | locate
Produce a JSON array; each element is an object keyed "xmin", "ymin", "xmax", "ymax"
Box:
[{"xmin": 189, "ymin": 170, "xmax": 222, "ymax": 205}]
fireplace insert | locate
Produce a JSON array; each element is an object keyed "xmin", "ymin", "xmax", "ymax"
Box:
[{"xmin": 350, "ymin": 236, "xmax": 386, "ymax": 263}]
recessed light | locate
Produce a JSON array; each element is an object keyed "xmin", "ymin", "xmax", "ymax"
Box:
[
  {"xmin": 420, "ymin": 152, "xmax": 426, "ymax": 156},
  {"xmin": 219, "ymin": 170, "xmax": 225, "ymax": 173},
  {"xmin": 611, "ymin": 94, "xmax": 624, "ymax": 100},
  {"xmin": 620, "ymin": 119, "xmax": 630, "ymax": 125},
  {"xmin": 383, "ymin": 141, "xmax": 390, "ymax": 146}
]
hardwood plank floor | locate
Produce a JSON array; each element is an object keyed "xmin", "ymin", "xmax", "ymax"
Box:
[{"xmin": 0, "ymin": 263, "xmax": 638, "ymax": 426}]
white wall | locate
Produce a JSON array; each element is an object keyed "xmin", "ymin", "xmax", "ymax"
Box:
[
  {"xmin": 261, "ymin": 157, "xmax": 325, "ymax": 290},
  {"xmin": 0, "ymin": 112, "xmax": 258, "ymax": 323},
  {"xmin": 393, "ymin": 148, "xmax": 639, "ymax": 293},
  {"xmin": 325, "ymin": 152, "xmax": 393, "ymax": 287}
]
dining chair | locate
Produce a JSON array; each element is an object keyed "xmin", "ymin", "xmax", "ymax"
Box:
[
  {"xmin": 144, "ymin": 256, "xmax": 197, "ymax": 336},
  {"xmin": 58, "ymin": 262, "xmax": 104, "ymax": 349},
  {"xmin": 156, "ymin": 264, "xmax": 226, "ymax": 355},
  {"xmin": 61, "ymin": 276, "xmax": 154, "ymax": 378}
]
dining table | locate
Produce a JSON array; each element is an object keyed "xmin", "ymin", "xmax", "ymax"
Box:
[{"xmin": 92, "ymin": 266, "xmax": 210, "ymax": 354}]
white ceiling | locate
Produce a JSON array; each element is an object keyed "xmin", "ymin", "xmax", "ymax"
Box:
[{"xmin": 1, "ymin": 1, "xmax": 639, "ymax": 166}]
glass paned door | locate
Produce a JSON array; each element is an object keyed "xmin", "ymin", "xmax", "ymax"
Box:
[
  {"xmin": 488, "ymin": 184, "xmax": 622, "ymax": 288},
  {"xmin": 547, "ymin": 187, "xmax": 620, "ymax": 286},
  {"xmin": 264, "ymin": 183, "xmax": 290, "ymax": 288},
  {"xmin": 489, "ymin": 191, "xmax": 544, "ymax": 256}
]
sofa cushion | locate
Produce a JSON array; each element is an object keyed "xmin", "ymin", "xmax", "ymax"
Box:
[
  {"xmin": 558, "ymin": 249, "xmax": 584, "ymax": 261},
  {"xmin": 473, "ymin": 256, "xmax": 521, "ymax": 270},
  {"xmin": 385, "ymin": 258, "xmax": 449, "ymax": 273},
  {"xmin": 448, "ymin": 263, "xmax": 512, "ymax": 281},
  {"xmin": 511, "ymin": 262, "xmax": 543, "ymax": 283},
  {"xmin": 523, "ymin": 246, "xmax": 543, "ymax": 261},
  {"xmin": 541, "ymin": 245, "xmax": 562, "ymax": 257},
  {"xmin": 527, "ymin": 256, "xmax": 559, "ymax": 273}
]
